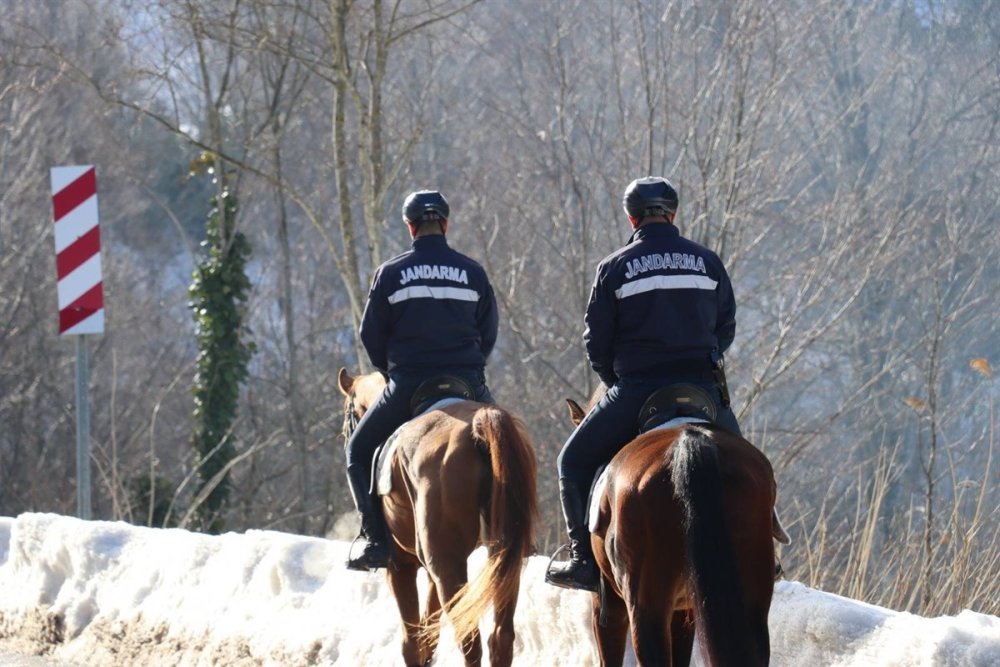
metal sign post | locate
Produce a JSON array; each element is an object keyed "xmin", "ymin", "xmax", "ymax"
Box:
[
  {"xmin": 51, "ymin": 165, "xmax": 105, "ymax": 520},
  {"xmin": 74, "ymin": 336, "xmax": 92, "ymax": 519}
]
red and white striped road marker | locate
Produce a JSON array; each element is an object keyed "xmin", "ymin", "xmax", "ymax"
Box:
[{"xmin": 50, "ymin": 165, "xmax": 105, "ymax": 336}]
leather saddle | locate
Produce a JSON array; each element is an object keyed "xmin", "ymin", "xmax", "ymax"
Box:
[
  {"xmin": 408, "ymin": 374, "xmax": 476, "ymax": 417},
  {"xmin": 637, "ymin": 383, "xmax": 717, "ymax": 433}
]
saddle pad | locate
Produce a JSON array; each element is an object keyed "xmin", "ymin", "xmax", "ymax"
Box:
[
  {"xmin": 587, "ymin": 416, "xmax": 709, "ymax": 530},
  {"xmin": 588, "ymin": 469, "xmax": 610, "ymax": 532},
  {"xmin": 646, "ymin": 415, "xmax": 709, "ymax": 434},
  {"xmin": 417, "ymin": 396, "xmax": 466, "ymax": 416},
  {"xmin": 376, "ymin": 397, "xmax": 467, "ymax": 496},
  {"xmin": 376, "ymin": 428, "xmax": 404, "ymax": 497}
]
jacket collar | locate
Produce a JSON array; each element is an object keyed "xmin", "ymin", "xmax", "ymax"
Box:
[
  {"xmin": 629, "ymin": 222, "xmax": 679, "ymax": 244},
  {"xmin": 412, "ymin": 235, "xmax": 449, "ymax": 250}
]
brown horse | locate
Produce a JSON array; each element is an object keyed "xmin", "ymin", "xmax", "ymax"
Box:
[
  {"xmin": 566, "ymin": 393, "xmax": 777, "ymax": 667},
  {"xmin": 338, "ymin": 369, "xmax": 537, "ymax": 667}
]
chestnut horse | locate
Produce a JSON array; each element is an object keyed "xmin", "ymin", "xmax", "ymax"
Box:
[
  {"xmin": 566, "ymin": 394, "xmax": 777, "ymax": 667},
  {"xmin": 338, "ymin": 369, "xmax": 537, "ymax": 667}
]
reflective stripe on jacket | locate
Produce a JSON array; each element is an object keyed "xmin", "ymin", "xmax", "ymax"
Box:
[
  {"xmin": 360, "ymin": 235, "xmax": 498, "ymax": 373},
  {"xmin": 583, "ymin": 223, "xmax": 735, "ymax": 385}
]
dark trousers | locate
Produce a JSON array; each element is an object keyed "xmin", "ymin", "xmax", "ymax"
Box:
[
  {"xmin": 557, "ymin": 378, "xmax": 740, "ymax": 493},
  {"xmin": 344, "ymin": 368, "xmax": 493, "ymax": 493}
]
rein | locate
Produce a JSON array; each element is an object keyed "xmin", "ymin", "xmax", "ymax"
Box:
[{"xmin": 343, "ymin": 395, "xmax": 360, "ymax": 440}]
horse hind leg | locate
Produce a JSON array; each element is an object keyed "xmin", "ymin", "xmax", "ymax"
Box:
[
  {"xmin": 487, "ymin": 576, "xmax": 517, "ymax": 667},
  {"xmin": 745, "ymin": 578, "xmax": 774, "ymax": 666},
  {"xmin": 417, "ymin": 578, "xmax": 443, "ymax": 666},
  {"xmin": 431, "ymin": 562, "xmax": 482, "ymax": 666},
  {"xmin": 420, "ymin": 521, "xmax": 481, "ymax": 665},
  {"xmin": 670, "ymin": 610, "xmax": 694, "ymax": 667},
  {"xmin": 592, "ymin": 588, "xmax": 629, "ymax": 667},
  {"xmin": 485, "ymin": 546, "xmax": 523, "ymax": 667},
  {"xmin": 626, "ymin": 564, "xmax": 681, "ymax": 666},
  {"xmin": 415, "ymin": 478, "xmax": 482, "ymax": 664},
  {"xmin": 628, "ymin": 604, "xmax": 673, "ymax": 667},
  {"xmin": 740, "ymin": 533, "xmax": 776, "ymax": 667},
  {"xmin": 386, "ymin": 559, "xmax": 425, "ymax": 667}
]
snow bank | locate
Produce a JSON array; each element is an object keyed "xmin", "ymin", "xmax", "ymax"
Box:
[{"xmin": 1, "ymin": 514, "xmax": 998, "ymax": 666}]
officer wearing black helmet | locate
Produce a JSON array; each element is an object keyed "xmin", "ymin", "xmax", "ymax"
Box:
[
  {"xmin": 344, "ymin": 190, "xmax": 498, "ymax": 571},
  {"xmin": 545, "ymin": 176, "xmax": 741, "ymax": 591}
]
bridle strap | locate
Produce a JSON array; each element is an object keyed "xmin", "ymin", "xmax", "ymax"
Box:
[{"xmin": 343, "ymin": 396, "xmax": 360, "ymax": 439}]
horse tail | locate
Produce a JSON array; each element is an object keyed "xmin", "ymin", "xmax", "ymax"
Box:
[
  {"xmin": 444, "ymin": 406, "xmax": 537, "ymax": 644},
  {"xmin": 671, "ymin": 427, "xmax": 752, "ymax": 666}
]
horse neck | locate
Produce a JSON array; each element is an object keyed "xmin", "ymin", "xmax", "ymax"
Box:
[
  {"xmin": 354, "ymin": 372, "xmax": 387, "ymax": 408},
  {"xmin": 586, "ymin": 384, "xmax": 609, "ymax": 413}
]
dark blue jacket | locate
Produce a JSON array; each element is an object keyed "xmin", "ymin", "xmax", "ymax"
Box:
[
  {"xmin": 360, "ymin": 235, "xmax": 498, "ymax": 374},
  {"xmin": 584, "ymin": 223, "xmax": 735, "ymax": 385}
]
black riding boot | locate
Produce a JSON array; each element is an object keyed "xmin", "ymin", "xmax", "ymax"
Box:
[
  {"xmin": 345, "ymin": 464, "xmax": 390, "ymax": 571},
  {"xmin": 545, "ymin": 480, "xmax": 599, "ymax": 592}
]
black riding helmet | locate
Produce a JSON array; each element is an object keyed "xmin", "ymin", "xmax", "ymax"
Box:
[
  {"xmin": 402, "ymin": 190, "xmax": 450, "ymax": 224},
  {"xmin": 622, "ymin": 177, "xmax": 679, "ymax": 219}
]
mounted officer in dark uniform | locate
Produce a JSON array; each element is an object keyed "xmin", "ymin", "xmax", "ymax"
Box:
[
  {"xmin": 344, "ymin": 190, "xmax": 498, "ymax": 571},
  {"xmin": 545, "ymin": 177, "xmax": 742, "ymax": 591}
]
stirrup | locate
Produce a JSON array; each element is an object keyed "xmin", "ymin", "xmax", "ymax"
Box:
[
  {"xmin": 346, "ymin": 535, "xmax": 390, "ymax": 572},
  {"xmin": 544, "ymin": 544, "xmax": 598, "ymax": 592},
  {"xmin": 543, "ymin": 543, "xmax": 572, "ymax": 579}
]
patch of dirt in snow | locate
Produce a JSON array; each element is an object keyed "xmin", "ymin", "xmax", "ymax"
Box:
[{"xmin": 1, "ymin": 609, "xmax": 327, "ymax": 666}]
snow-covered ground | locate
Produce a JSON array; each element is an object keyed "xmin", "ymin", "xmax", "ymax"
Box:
[{"xmin": 1, "ymin": 513, "xmax": 998, "ymax": 666}]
